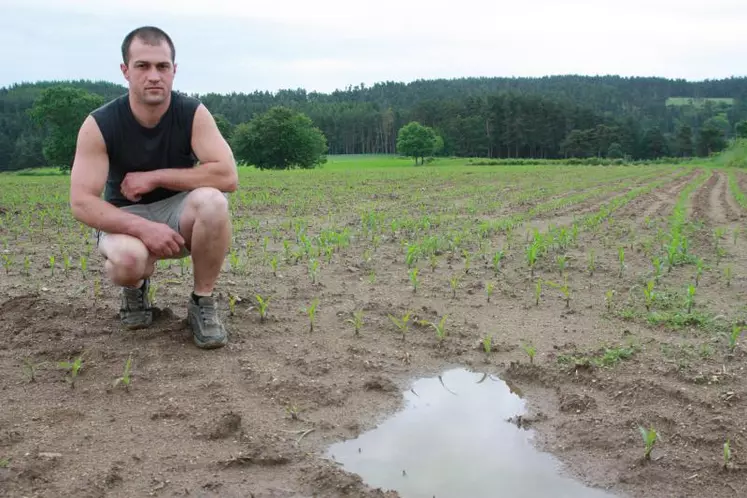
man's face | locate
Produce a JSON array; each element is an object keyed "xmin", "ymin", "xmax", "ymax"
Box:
[{"xmin": 121, "ymin": 38, "xmax": 176, "ymax": 106}]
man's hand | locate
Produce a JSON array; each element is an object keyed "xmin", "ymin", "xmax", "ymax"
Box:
[
  {"xmin": 138, "ymin": 221, "xmax": 185, "ymax": 258},
  {"xmin": 121, "ymin": 171, "xmax": 158, "ymax": 202}
]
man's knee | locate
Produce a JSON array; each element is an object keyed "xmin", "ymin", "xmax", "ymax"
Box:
[
  {"xmin": 100, "ymin": 235, "xmax": 153, "ymax": 284},
  {"xmin": 191, "ymin": 187, "xmax": 229, "ymax": 217}
]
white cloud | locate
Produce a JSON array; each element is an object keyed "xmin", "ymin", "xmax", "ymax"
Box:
[{"xmin": 2, "ymin": 0, "xmax": 747, "ymax": 94}]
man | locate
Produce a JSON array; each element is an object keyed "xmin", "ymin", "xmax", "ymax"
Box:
[{"xmin": 69, "ymin": 26, "xmax": 238, "ymax": 349}]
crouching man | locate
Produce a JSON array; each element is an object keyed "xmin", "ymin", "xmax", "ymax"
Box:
[{"xmin": 69, "ymin": 26, "xmax": 238, "ymax": 349}]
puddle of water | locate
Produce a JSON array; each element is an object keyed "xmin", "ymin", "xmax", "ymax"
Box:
[{"xmin": 327, "ymin": 368, "xmax": 616, "ymax": 498}]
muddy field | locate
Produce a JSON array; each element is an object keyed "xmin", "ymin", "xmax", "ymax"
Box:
[{"xmin": 2, "ymin": 162, "xmax": 747, "ymax": 497}]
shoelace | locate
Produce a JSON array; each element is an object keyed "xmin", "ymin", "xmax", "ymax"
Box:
[
  {"xmin": 123, "ymin": 288, "xmax": 144, "ymax": 311},
  {"xmin": 199, "ymin": 301, "xmax": 219, "ymax": 325}
]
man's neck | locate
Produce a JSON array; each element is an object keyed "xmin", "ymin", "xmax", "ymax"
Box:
[{"xmin": 128, "ymin": 91, "xmax": 171, "ymax": 128}]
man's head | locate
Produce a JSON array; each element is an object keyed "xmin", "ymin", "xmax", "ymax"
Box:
[{"xmin": 120, "ymin": 26, "xmax": 177, "ymax": 106}]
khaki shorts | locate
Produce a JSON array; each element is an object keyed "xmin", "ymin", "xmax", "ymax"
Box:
[{"xmin": 96, "ymin": 191, "xmax": 191, "ymax": 258}]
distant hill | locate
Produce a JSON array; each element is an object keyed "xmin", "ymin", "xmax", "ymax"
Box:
[{"xmin": 2, "ymin": 75, "xmax": 747, "ymax": 170}]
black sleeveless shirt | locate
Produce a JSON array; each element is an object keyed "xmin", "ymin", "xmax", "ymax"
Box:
[{"xmin": 90, "ymin": 91, "xmax": 201, "ymax": 207}]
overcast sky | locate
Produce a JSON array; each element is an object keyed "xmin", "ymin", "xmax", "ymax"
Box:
[{"xmin": 2, "ymin": 0, "xmax": 746, "ymax": 95}]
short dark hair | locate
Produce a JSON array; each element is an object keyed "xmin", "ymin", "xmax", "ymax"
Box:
[{"xmin": 121, "ymin": 26, "xmax": 175, "ymax": 65}]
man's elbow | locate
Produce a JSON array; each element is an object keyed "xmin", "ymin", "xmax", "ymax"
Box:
[{"xmin": 222, "ymin": 163, "xmax": 239, "ymax": 192}]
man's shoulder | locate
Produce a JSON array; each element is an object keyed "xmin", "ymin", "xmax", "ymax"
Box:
[
  {"xmin": 89, "ymin": 93, "xmax": 128, "ymax": 133},
  {"xmin": 91, "ymin": 93, "xmax": 128, "ymax": 118},
  {"xmin": 172, "ymin": 91, "xmax": 202, "ymax": 114}
]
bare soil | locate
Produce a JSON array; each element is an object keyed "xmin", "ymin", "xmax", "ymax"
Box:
[{"xmin": 2, "ymin": 166, "xmax": 747, "ymax": 498}]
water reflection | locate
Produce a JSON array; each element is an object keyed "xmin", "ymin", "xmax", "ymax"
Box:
[{"xmin": 327, "ymin": 368, "xmax": 616, "ymax": 498}]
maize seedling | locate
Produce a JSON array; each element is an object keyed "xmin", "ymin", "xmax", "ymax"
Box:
[
  {"xmin": 409, "ymin": 267, "xmax": 419, "ymax": 293},
  {"xmin": 256, "ymin": 294, "xmax": 270, "ymax": 322},
  {"xmin": 58, "ymin": 355, "xmax": 84, "ymax": 388},
  {"xmin": 643, "ymin": 280, "xmax": 655, "ymax": 311},
  {"xmin": 482, "ymin": 335, "xmax": 492, "ymax": 354},
  {"xmin": 429, "ymin": 315, "xmax": 448, "ymax": 344},
  {"xmin": 522, "ymin": 342, "xmax": 536, "ymax": 364},
  {"xmin": 486, "ymin": 281, "xmax": 495, "ymax": 302},
  {"xmin": 724, "ymin": 440, "xmax": 732, "ymax": 469},
  {"xmin": 639, "ymin": 426, "xmax": 658, "ymax": 460},
  {"xmin": 728, "ymin": 324, "xmax": 742, "ymax": 353},
  {"xmin": 388, "ymin": 311, "xmax": 411, "ymax": 340},
  {"xmin": 685, "ymin": 284, "xmax": 695, "ymax": 314},
  {"xmin": 724, "ymin": 265, "xmax": 733, "ymax": 287},
  {"xmin": 347, "ymin": 310, "xmax": 364, "ymax": 336},
  {"xmin": 305, "ymin": 298, "xmax": 319, "ymax": 332},
  {"xmin": 605, "ymin": 289, "xmax": 615, "ymax": 312},
  {"xmin": 113, "ymin": 354, "xmax": 133, "ymax": 391}
]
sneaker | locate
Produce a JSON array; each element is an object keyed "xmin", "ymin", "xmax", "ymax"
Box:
[
  {"xmin": 188, "ymin": 295, "xmax": 228, "ymax": 349},
  {"xmin": 120, "ymin": 279, "xmax": 153, "ymax": 329}
]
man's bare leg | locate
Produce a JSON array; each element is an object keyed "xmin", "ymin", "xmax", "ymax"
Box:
[
  {"xmin": 178, "ymin": 187, "xmax": 231, "ymax": 296},
  {"xmin": 98, "ymin": 234, "xmax": 158, "ymax": 329},
  {"xmin": 178, "ymin": 187, "xmax": 231, "ymax": 349}
]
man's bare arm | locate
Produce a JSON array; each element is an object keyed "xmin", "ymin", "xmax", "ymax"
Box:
[
  {"xmin": 69, "ymin": 116, "xmax": 152, "ymax": 238},
  {"xmin": 147, "ymin": 104, "xmax": 238, "ymax": 193}
]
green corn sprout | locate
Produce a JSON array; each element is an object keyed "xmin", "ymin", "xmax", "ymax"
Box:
[
  {"xmin": 556, "ymin": 254, "xmax": 567, "ymax": 276},
  {"xmin": 308, "ymin": 258, "xmax": 320, "ymax": 284},
  {"xmin": 23, "ymin": 256, "xmax": 30, "ymax": 275},
  {"xmin": 22, "ymin": 357, "xmax": 45, "ymax": 383},
  {"xmin": 486, "ymin": 281, "xmax": 495, "ymax": 302},
  {"xmin": 429, "ymin": 253, "xmax": 438, "ymax": 272},
  {"xmin": 49, "ymin": 255, "xmax": 55, "ymax": 275},
  {"xmin": 535, "ymin": 279, "xmax": 542, "ymax": 306},
  {"xmin": 270, "ymin": 255, "xmax": 278, "ymax": 276},
  {"xmin": 652, "ymin": 257, "xmax": 662, "ymax": 281},
  {"xmin": 429, "ymin": 315, "xmax": 448, "ymax": 344},
  {"xmin": 228, "ymin": 294, "xmax": 237, "ymax": 316},
  {"xmin": 388, "ymin": 311, "xmax": 411, "ymax": 340},
  {"xmin": 724, "ymin": 265, "xmax": 733, "ymax": 287},
  {"xmin": 694, "ymin": 258, "xmax": 703, "ymax": 287},
  {"xmin": 58, "ymin": 355, "xmax": 84, "ymax": 388},
  {"xmin": 255, "ymin": 294, "xmax": 270, "ymax": 322},
  {"xmin": 113, "ymin": 354, "xmax": 133, "ymax": 391},
  {"xmin": 483, "ymin": 335, "xmax": 492, "ymax": 354},
  {"xmin": 1, "ymin": 254, "xmax": 10, "ymax": 275},
  {"xmin": 462, "ymin": 249, "xmax": 471, "ymax": 274},
  {"xmin": 147, "ymin": 282, "xmax": 157, "ymax": 305},
  {"xmin": 686, "ymin": 284, "xmax": 695, "ymax": 314},
  {"xmin": 605, "ymin": 289, "xmax": 615, "ymax": 312},
  {"xmin": 639, "ymin": 426, "xmax": 658, "ymax": 460},
  {"xmin": 493, "ymin": 250, "xmax": 503, "ymax": 274},
  {"xmin": 526, "ymin": 241, "xmax": 539, "ymax": 277},
  {"xmin": 618, "ymin": 247, "xmax": 625, "ymax": 278},
  {"xmin": 643, "ymin": 280, "xmax": 655, "ymax": 311},
  {"xmin": 347, "ymin": 310, "xmax": 364, "ymax": 336},
  {"xmin": 409, "ymin": 267, "xmax": 419, "ymax": 293},
  {"xmin": 587, "ymin": 249, "xmax": 595, "ymax": 277},
  {"xmin": 724, "ymin": 440, "xmax": 732, "ymax": 469},
  {"xmin": 80, "ymin": 255, "xmax": 88, "ymax": 277},
  {"xmin": 522, "ymin": 342, "xmax": 536, "ymax": 364},
  {"xmin": 450, "ymin": 274, "xmax": 460, "ymax": 298},
  {"xmin": 305, "ymin": 298, "xmax": 319, "ymax": 332},
  {"xmin": 728, "ymin": 324, "xmax": 742, "ymax": 353}
]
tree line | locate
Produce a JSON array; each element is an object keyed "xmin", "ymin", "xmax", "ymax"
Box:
[{"xmin": 2, "ymin": 75, "xmax": 747, "ymax": 171}]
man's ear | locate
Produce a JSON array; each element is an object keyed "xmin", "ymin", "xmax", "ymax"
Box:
[{"xmin": 120, "ymin": 63, "xmax": 130, "ymax": 81}]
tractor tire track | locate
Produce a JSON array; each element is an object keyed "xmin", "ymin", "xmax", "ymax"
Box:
[{"xmin": 718, "ymin": 170, "xmax": 745, "ymax": 222}]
